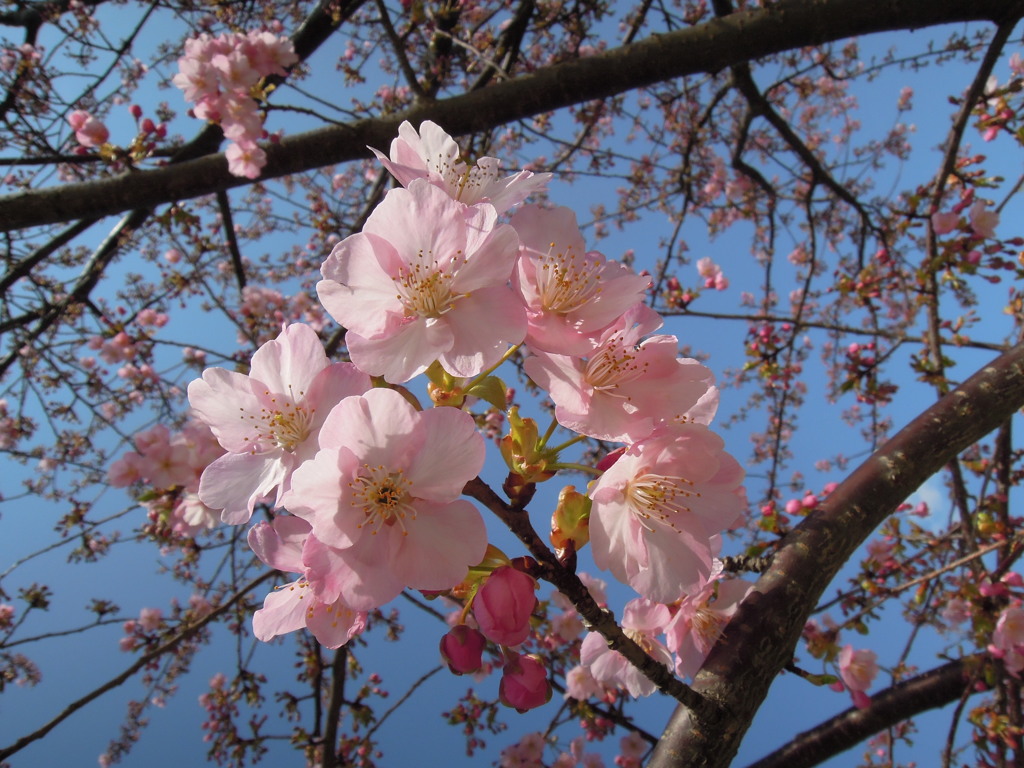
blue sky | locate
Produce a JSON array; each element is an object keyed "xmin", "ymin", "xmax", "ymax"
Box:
[{"xmin": 3, "ymin": 9, "xmax": 1024, "ymax": 768}]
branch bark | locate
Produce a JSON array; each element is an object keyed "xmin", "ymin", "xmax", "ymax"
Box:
[
  {"xmin": 647, "ymin": 341, "xmax": 1024, "ymax": 768},
  {"xmin": 2, "ymin": 0, "xmax": 1020, "ymax": 232},
  {"xmin": 744, "ymin": 655, "xmax": 991, "ymax": 768}
]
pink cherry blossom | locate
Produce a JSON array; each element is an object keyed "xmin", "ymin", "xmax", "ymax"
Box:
[
  {"xmin": 990, "ymin": 603, "xmax": 1024, "ymax": 676},
  {"xmin": 285, "ymin": 387, "xmax": 487, "ymax": 609},
  {"xmin": 318, "ymin": 179, "xmax": 526, "ymax": 382},
  {"xmin": 664, "ymin": 565, "xmax": 754, "ymax": 679},
  {"xmin": 240, "ymin": 30, "xmax": 299, "ymax": 77},
  {"xmin": 969, "ymin": 200, "xmax": 999, "ymax": 239},
  {"xmin": 588, "ymin": 422, "xmax": 746, "ymax": 603},
  {"xmin": 524, "ymin": 306, "xmax": 719, "ymax": 443},
  {"xmin": 931, "ymin": 210, "xmax": 959, "ymax": 235},
  {"xmin": 564, "ymin": 664, "xmax": 607, "ymax": 701},
  {"xmin": 696, "ymin": 257, "xmax": 728, "ymax": 290},
  {"xmin": 248, "ymin": 516, "xmax": 367, "ymax": 649},
  {"xmin": 473, "ymin": 565, "xmax": 537, "ymax": 646},
  {"xmin": 579, "ymin": 598, "xmax": 673, "ymax": 698},
  {"xmin": 371, "ymin": 120, "xmax": 550, "ymax": 213},
  {"xmin": 837, "ymin": 644, "xmax": 879, "ymax": 709},
  {"xmin": 510, "ymin": 204, "xmax": 651, "ymax": 354},
  {"xmin": 499, "ymin": 732, "xmax": 546, "ymax": 768},
  {"xmin": 225, "ymin": 140, "xmax": 266, "ymax": 179},
  {"xmin": 173, "ymin": 31, "xmax": 295, "ymax": 179},
  {"xmin": 137, "ymin": 607, "xmax": 163, "ymax": 632},
  {"xmin": 499, "ymin": 652, "xmax": 552, "ymax": 712},
  {"xmin": 210, "ymin": 50, "xmax": 260, "ymax": 94},
  {"xmin": 187, "ymin": 323, "xmax": 371, "ymax": 524},
  {"xmin": 68, "ymin": 110, "xmax": 109, "ymax": 148}
]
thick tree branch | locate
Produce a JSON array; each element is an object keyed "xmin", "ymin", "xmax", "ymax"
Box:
[
  {"xmin": 745, "ymin": 655, "xmax": 991, "ymax": 768},
  {"xmin": 1, "ymin": 0, "xmax": 1020, "ymax": 232},
  {"xmin": 648, "ymin": 341, "xmax": 1024, "ymax": 768}
]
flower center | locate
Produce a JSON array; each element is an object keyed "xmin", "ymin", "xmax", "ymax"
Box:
[
  {"xmin": 394, "ymin": 251, "xmax": 466, "ymax": 319},
  {"xmin": 535, "ymin": 244, "xmax": 603, "ymax": 314},
  {"xmin": 244, "ymin": 391, "xmax": 314, "ymax": 452},
  {"xmin": 691, "ymin": 605, "xmax": 728, "ymax": 652},
  {"xmin": 584, "ymin": 334, "xmax": 649, "ymax": 393},
  {"xmin": 349, "ymin": 463, "xmax": 415, "ymax": 535},
  {"xmin": 624, "ymin": 627, "xmax": 657, "ymax": 654},
  {"xmin": 624, "ymin": 472, "xmax": 700, "ymax": 532}
]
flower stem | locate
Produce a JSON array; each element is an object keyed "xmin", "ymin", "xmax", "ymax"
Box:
[
  {"xmin": 464, "ymin": 343, "xmax": 521, "ymax": 391},
  {"xmin": 546, "ymin": 433, "xmax": 587, "ymax": 454}
]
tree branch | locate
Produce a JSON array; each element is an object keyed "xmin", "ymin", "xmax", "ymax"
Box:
[
  {"xmin": 1, "ymin": 0, "xmax": 1019, "ymax": 232},
  {"xmin": 648, "ymin": 340, "xmax": 1024, "ymax": 768},
  {"xmin": 745, "ymin": 655, "xmax": 991, "ymax": 768},
  {"xmin": 0, "ymin": 571, "xmax": 274, "ymax": 762}
]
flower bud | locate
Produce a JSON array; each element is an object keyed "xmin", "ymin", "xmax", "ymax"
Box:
[
  {"xmin": 473, "ymin": 565, "xmax": 537, "ymax": 646},
  {"xmin": 499, "ymin": 653, "xmax": 551, "ymax": 712},
  {"xmin": 550, "ymin": 485, "xmax": 591, "ymax": 557},
  {"xmin": 439, "ymin": 625, "xmax": 486, "ymax": 675},
  {"xmin": 499, "ymin": 407, "xmax": 557, "ymax": 484}
]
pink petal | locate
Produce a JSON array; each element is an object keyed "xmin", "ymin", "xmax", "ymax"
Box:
[
  {"xmin": 346, "ymin": 321, "xmax": 454, "ymax": 383},
  {"xmin": 198, "ymin": 451, "xmax": 288, "ymax": 524},
  {"xmin": 247, "ymin": 516, "xmax": 311, "ymax": 572},
  {"xmin": 439, "ymin": 288, "xmax": 527, "ymax": 377},
  {"xmin": 388, "ymin": 499, "xmax": 488, "ymax": 591},
  {"xmin": 248, "ymin": 324, "xmax": 329, "ymax": 397},
  {"xmin": 252, "ymin": 582, "xmax": 310, "ymax": 641},
  {"xmin": 306, "ymin": 600, "xmax": 366, "ymax": 648},
  {"xmin": 404, "ymin": 407, "xmax": 485, "ymax": 500},
  {"xmin": 187, "ymin": 368, "xmax": 262, "ymax": 452}
]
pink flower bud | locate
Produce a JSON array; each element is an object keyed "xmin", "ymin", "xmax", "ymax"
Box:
[
  {"xmin": 130, "ymin": 104, "xmax": 143, "ymax": 119},
  {"xmin": 473, "ymin": 566, "xmax": 537, "ymax": 646},
  {"xmin": 498, "ymin": 653, "xmax": 551, "ymax": 712},
  {"xmin": 596, "ymin": 446, "xmax": 626, "ymax": 472},
  {"xmin": 439, "ymin": 625, "xmax": 486, "ymax": 675}
]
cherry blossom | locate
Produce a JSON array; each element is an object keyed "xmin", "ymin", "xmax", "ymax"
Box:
[
  {"xmin": 510, "ymin": 204, "xmax": 650, "ymax": 354},
  {"xmin": 837, "ymin": 644, "xmax": 879, "ymax": 709},
  {"xmin": 371, "ymin": 120, "xmax": 550, "ymax": 213},
  {"xmin": 579, "ymin": 598, "xmax": 673, "ymax": 698},
  {"xmin": 187, "ymin": 323, "xmax": 371, "ymax": 524},
  {"xmin": 285, "ymin": 388, "xmax": 487, "ymax": 609},
  {"xmin": 225, "ymin": 140, "xmax": 267, "ymax": 179},
  {"xmin": 696, "ymin": 257, "xmax": 728, "ymax": 290},
  {"xmin": 969, "ymin": 199, "xmax": 999, "ymax": 239},
  {"xmin": 990, "ymin": 603, "xmax": 1024, "ymax": 676},
  {"xmin": 664, "ymin": 565, "xmax": 754, "ymax": 679},
  {"xmin": 68, "ymin": 110, "xmax": 109, "ymax": 148},
  {"xmin": 172, "ymin": 30, "xmax": 296, "ymax": 178},
  {"xmin": 248, "ymin": 516, "xmax": 367, "ymax": 649},
  {"xmin": 318, "ymin": 179, "xmax": 526, "ymax": 382},
  {"xmin": 588, "ymin": 422, "xmax": 746, "ymax": 603},
  {"xmin": 524, "ymin": 306, "xmax": 719, "ymax": 443}
]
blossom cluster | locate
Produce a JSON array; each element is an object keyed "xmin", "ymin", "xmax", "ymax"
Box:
[
  {"xmin": 117, "ymin": 119, "xmax": 753, "ymax": 710},
  {"xmin": 108, "ymin": 420, "xmax": 223, "ymax": 536},
  {"xmin": 172, "ymin": 30, "xmax": 298, "ymax": 178}
]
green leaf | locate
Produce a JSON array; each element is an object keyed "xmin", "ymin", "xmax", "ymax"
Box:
[{"xmin": 465, "ymin": 375, "xmax": 508, "ymax": 410}]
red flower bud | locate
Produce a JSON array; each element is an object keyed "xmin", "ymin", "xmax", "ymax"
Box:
[
  {"xmin": 499, "ymin": 653, "xmax": 551, "ymax": 712},
  {"xmin": 473, "ymin": 566, "xmax": 536, "ymax": 646},
  {"xmin": 439, "ymin": 625, "xmax": 485, "ymax": 675}
]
